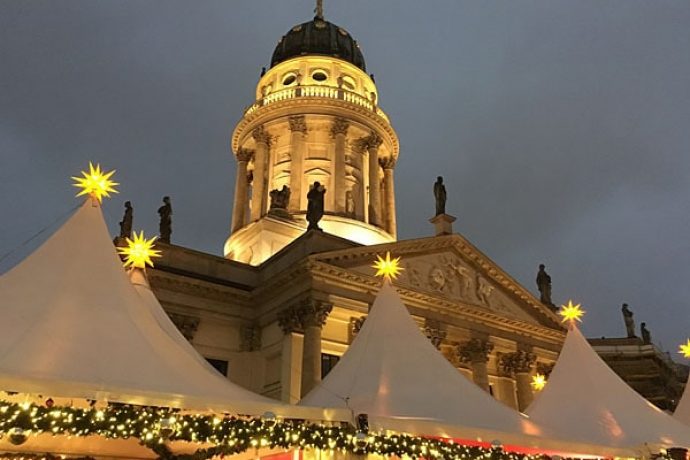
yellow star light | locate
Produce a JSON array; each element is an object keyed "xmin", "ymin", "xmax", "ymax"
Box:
[
  {"xmin": 72, "ymin": 162, "xmax": 119, "ymax": 203},
  {"xmin": 117, "ymin": 231, "xmax": 161, "ymax": 269},
  {"xmin": 531, "ymin": 374, "xmax": 547, "ymax": 391},
  {"xmin": 679, "ymin": 339, "xmax": 690, "ymax": 359},
  {"xmin": 559, "ymin": 300, "xmax": 585, "ymax": 323},
  {"xmin": 372, "ymin": 252, "xmax": 403, "ymax": 280}
]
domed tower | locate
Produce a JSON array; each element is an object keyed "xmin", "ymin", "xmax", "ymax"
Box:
[{"xmin": 225, "ymin": 5, "xmax": 399, "ymax": 265}]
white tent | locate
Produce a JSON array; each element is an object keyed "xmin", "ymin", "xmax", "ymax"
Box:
[
  {"xmin": 300, "ymin": 281, "xmax": 542, "ymax": 443},
  {"xmin": 526, "ymin": 323, "xmax": 690, "ymax": 450},
  {"xmin": 0, "ymin": 200, "xmax": 320, "ymax": 417},
  {"xmin": 673, "ymin": 375, "xmax": 690, "ymax": 426}
]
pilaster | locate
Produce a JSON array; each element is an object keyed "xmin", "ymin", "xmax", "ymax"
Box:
[{"xmin": 288, "ymin": 116, "xmax": 307, "ymax": 211}]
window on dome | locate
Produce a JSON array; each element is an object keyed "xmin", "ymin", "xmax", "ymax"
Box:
[
  {"xmin": 341, "ymin": 75, "xmax": 356, "ymax": 91},
  {"xmin": 282, "ymin": 74, "xmax": 297, "ymax": 86},
  {"xmin": 312, "ymin": 70, "xmax": 328, "ymax": 82}
]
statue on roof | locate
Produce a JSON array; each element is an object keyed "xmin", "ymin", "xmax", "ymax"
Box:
[
  {"xmin": 640, "ymin": 322, "xmax": 651, "ymax": 344},
  {"xmin": 269, "ymin": 185, "xmax": 291, "ymax": 211},
  {"xmin": 433, "ymin": 176, "xmax": 446, "ymax": 216},
  {"xmin": 621, "ymin": 303, "xmax": 635, "ymax": 338},
  {"xmin": 158, "ymin": 196, "xmax": 172, "ymax": 243},
  {"xmin": 314, "ymin": 0, "xmax": 324, "ymax": 19},
  {"xmin": 306, "ymin": 181, "xmax": 326, "ymax": 231},
  {"xmin": 536, "ymin": 264, "xmax": 555, "ymax": 308},
  {"xmin": 118, "ymin": 201, "xmax": 133, "ymax": 239}
]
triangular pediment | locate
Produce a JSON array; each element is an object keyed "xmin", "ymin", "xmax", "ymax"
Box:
[{"xmin": 312, "ymin": 234, "xmax": 561, "ymax": 328}]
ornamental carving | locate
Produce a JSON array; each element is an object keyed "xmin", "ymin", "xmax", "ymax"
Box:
[
  {"xmin": 536, "ymin": 362, "xmax": 555, "ymax": 378},
  {"xmin": 288, "ymin": 115, "xmax": 307, "ymax": 134},
  {"xmin": 299, "ymin": 299, "xmax": 333, "ymax": 328},
  {"xmin": 277, "ymin": 305, "xmax": 303, "ymax": 334},
  {"xmin": 356, "ymin": 133, "xmax": 382, "ymax": 152},
  {"xmin": 252, "ymin": 126, "xmax": 272, "ymax": 146},
  {"xmin": 457, "ymin": 338, "xmax": 494, "ymax": 364},
  {"xmin": 423, "ymin": 318, "xmax": 447, "ymax": 349},
  {"xmin": 239, "ymin": 324, "xmax": 262, "ymax": 352},
  {"xmin": 236, "ymin": 148, "xmax": 254, "ymax": 162},
  {"xmin": 330, "ymin": 117, "xmax": 349, "ymax": 137},
  {"xmin": 167, "ymin": 312, "xmax": 200, "ymax": 342},
  {"xmin": 497, "ymin": 351, "xmax": 536, "ymax": 377}
]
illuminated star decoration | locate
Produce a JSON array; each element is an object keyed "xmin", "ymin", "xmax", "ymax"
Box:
[
  {"xmin": 117, "ymin": 231, "xmax": 161, "ymax": 269},
  {"xmin": 679, "ymin": 339, "xmax": 690, "ymax": 359},
  {"xmin": 559, "ymin": 300, "xmax": 585, "ymax": 324},
  {"xmin": 72, "ymin": 162, "xmax": 119, "ymax": 203},
  {"xmin": 372, "ymin": 252, "xmax": 403, "ymax": 281},
  {"xmin": 531, "ymin": 374, "xmax": 547, "ymax": 391}
]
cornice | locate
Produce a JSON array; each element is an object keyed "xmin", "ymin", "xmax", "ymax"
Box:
[{"xmin": 232, "ymin": 97, "xmax": 399, "ymax": 157}]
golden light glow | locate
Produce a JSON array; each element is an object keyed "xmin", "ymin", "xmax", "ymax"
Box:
[
  {"xmin": 117, "ymin": 231, "xmax": 161, "ymax": 269},
  {"xmin": 679, "ymin": 339, "xmax": 690, "ymax": 359},
  {"xmin": 559, "ymin": 300, "xmax": 585, "ymax": 323},
  {"xmin": 372, "ymin": 252, "xmax": 403, "ymax": 280},
  {"xmin": 72, "ymin": 162, "xmax": 119, "ymax": 203},
  {"xmin": 531, "ymin": 374, "xmax": 547, "ymax": 391}
]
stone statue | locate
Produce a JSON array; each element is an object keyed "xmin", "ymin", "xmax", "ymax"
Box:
[
  {"xmin": 640, "ymin": 322, "xmax": 651, "ymax": 344},
  {"xmin": 118, "ymin": 201, "xmax": 133, "ymax": 239},
  {"xmin": 306, "ymin": 181, "xmax": 326, "ymax": 230},
  {"xmin": 433, "ymin": 176, "xmax": 447, "ymax": 216},
  {"xmin": 158, "ymin": 196, "xmax": 172, "ymax": 243},
  {"xmin": 536, "ymin": 264, "xmax": 555, "ymax": 307},
  {"xmin": 269, "ymin": 185, "xmax": 291, "ymax": 210},
  {"xmin": 346, "ymin": 189, "xmax": 355, "ymax": 216},
  {"xmin": 622, "ymin": 303, "xmax": 635, "ymax": 338}
]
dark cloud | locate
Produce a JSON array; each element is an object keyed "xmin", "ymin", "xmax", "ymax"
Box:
[{"xmin": 1, "ymin": 1, "xmax": 689, "ymax": 354}]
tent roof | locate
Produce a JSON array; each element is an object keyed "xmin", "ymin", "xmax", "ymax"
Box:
[
  {"xmin": 674, "ymin": 375, "xmax": 690, "ymax": 426},
  {"xmin": 526, "ymin": 323, "xmax": 690, "ymax": 449},
  {"xmin": 0, "ymin": 201, "xmax": 300, "ymax": 416},
  {"xmin": 299, "ymin": 281, "xmax": 538, "ymax": 440}
]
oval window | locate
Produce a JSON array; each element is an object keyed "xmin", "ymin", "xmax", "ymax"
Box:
[
  {"xmin": 312, "ymin": 71, "xmax": 328, "ymax": 82},
  {"xmin": 283, "ymin": 74, "xmax": 296, "ymax": 86}
]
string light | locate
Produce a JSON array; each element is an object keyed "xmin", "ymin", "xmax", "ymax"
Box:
[
  {"xmin": 678, "ymin": 339, "xmax": 690, "ymax": 359},
  {"xmin": 117, "ymin": 231, "xmax": 161, "ymax": 269},
  {"xmin": 372, "ymin": 252, "xmax": 403, "ymax": 280},
  {"xmin": 558, "ymin": 300, "xmax": 585, "ymax": 324},
  {"xmin": 531, "ymin": 374, "xmax": 547, "ymax": 391},
  {"xmin": 71, "ymin": 162, "xmax": 118, "ymax": 203}
]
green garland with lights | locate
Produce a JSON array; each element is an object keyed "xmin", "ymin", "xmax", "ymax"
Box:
[{"xmin": 0, "ymin": 400, "xmax": 614, "ymax": 460}]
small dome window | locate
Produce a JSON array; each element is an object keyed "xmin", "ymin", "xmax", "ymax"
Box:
[
  {"xmin": 341, "ymin": 75, "xmax": 356, "ymax": 91},
  {"xmin": 282, "ymin": 73, "xmax": 297, "ymax": 86},
  {"xmin": 312, "ymin": 70, "xmax": 328, "ymax": 82}
]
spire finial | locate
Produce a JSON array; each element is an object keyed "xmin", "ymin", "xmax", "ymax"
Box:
[{"xmin": 315, "ymin": 0, "xmax": 324, "ymax": 19}]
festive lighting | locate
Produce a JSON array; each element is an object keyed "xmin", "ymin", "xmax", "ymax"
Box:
[
  {"xmin": 372, "ymin": 252, "xmax": 403, "ymax": 280},
  {"xmin": 71, "ymin": 162, "xmax": 118, "ymax": 203},
  {"xmin": 117, "ymin": 231, "xmax": 161, "ymax": 269},
  {"xmin": 559, "ymin": 300, "xmax": 585, "ymax": 323},
  {"xmin": 0, "ymin": 399, "xmax": 596, "ymax": 460},
  {"xmin": 531, "ymin": 374, "xmax": 547, "ymax": 391},
  {"xmin": 679, "ymin": 339, "xmax": 690, "ymax": 359}
]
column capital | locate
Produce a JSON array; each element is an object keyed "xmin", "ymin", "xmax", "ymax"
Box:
[
  {"xmin": 457, "ymin": 338, "xmax": 494, "ymax": 364},
  {"xmin": 252, "ymin": 125, "xmax": 272, "ymax": 146},
  {"xmin": 277, "ymin": 305, "xmax": 304, "ymax": 335},
  {"xmin": 236, "ymin": 147, "xmax": 254, "ymax": 162},
  {"xmin": 167, "ymin": 312, "xmax": 200, "ymax": 342},
  {"xmin": 299, "ymin": 299, "xmax": 333, "ymax": 328},
  {"xmin": 288, "ymin": 115, "xmax": 307, "ymax": 134},
  {"xmin": 379, "ymin": 156, "xmax": 397, "ymax": 169},
  {"xmin": 536, "ymin": 362, "xmax": 555, "ymax": 378},
  {"xmin": 365, "ymin": 132, "xmax": 383, "ymax": 150},
  {"xmin": 330, "ymin": 117, "xmax": 350, "ymax": 137},
  {"xmin": 498, "ymin": 351, "xmax": 536, "ymax": 377},
  {"xmin": 423, "ymin": 318, "xmax": 447, "ymax": 349}
]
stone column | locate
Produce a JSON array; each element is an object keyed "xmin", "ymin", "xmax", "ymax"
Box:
[
  {"xmin": 458, "ymin": 338, "xmax": 494, "ymax": 392},
  {"xmin": 379, "ymin": 156, "xmax": 397, "ymax": 236},
  {"xmin": 288, "ymin": 116, "xmax": 307, "ymax": 211},
  {"xmin": 496, "ymin": 353, "xmax": 521, "ymax": 409},
  {"xmin": 514, "ymin": 352, "xmax": 537, "ymax": 411},
  {"xmin": 364, "ymin": 133, "xmax": 383, "ymax": 226},
  {"xmin": 277, "ymin": 306, "xmax": 304, "ymax": 403},
  {"xmin": 299, "ymin": 300, "xmax": 333, "ymax": 396},
  {"xmin": 250, "ymin": 126, "xmax": 271, "ymax": 221},
  {"xmin": 424, "ymin": 318, "xmax": 446, "ymax": 350},
  {"xmin": 231, "ymin": 148, "xmax": 253, "ymax": 232},
  {"xmin": 331, "ymin": 117, "xmax": 349, "ymax": 214}
]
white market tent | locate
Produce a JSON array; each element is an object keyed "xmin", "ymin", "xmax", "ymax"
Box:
[
  {"xmin": 526, "ymin": 322, "xmax": 690, "ymax": 451},
  {"xmin": 299, "ymin": 281, "xmax": 618, "ymax": 454},
  {"xmin": 673, "ymin": 373, "xmax": 690, "ymax": 426},
  {"xmin": 0, "ymin": 200, "xmax": 329, "ymax": 418}
]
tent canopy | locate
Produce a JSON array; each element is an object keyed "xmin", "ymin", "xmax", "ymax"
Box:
[
  {"xmin": 526, "ymin": 323, "xmax": 690, "ymax": 449},
  {"xmin": 300, "ymin": 281, "xmax": 539, "ymax": 440},
  {"xmin": 0, "ymin": 201, "xmax": 324, "ymax": 417}
]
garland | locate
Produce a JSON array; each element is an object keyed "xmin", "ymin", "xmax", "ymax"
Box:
[{"xmin": 0, "ymin": 400, "xmax": 592, "ymax": 460}]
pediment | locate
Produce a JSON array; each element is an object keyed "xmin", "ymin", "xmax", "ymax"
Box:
[{"xmin": 312, "ymin": 235, "xmax": 561, "ymax": 328}]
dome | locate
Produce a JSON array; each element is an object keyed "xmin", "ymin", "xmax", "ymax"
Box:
[{"xmin": 270, "ymin": 17, "xmax": 366, "ymax": 71}]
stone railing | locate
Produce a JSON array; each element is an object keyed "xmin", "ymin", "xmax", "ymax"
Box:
[{"xmin": 244, "ymin": 85, "xmax": 389, "ymax": 122}]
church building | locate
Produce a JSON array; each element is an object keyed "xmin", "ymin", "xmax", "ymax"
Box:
[{"xmin": 143, "ymin": 6, "xmax": 568, "ymax": 412}]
